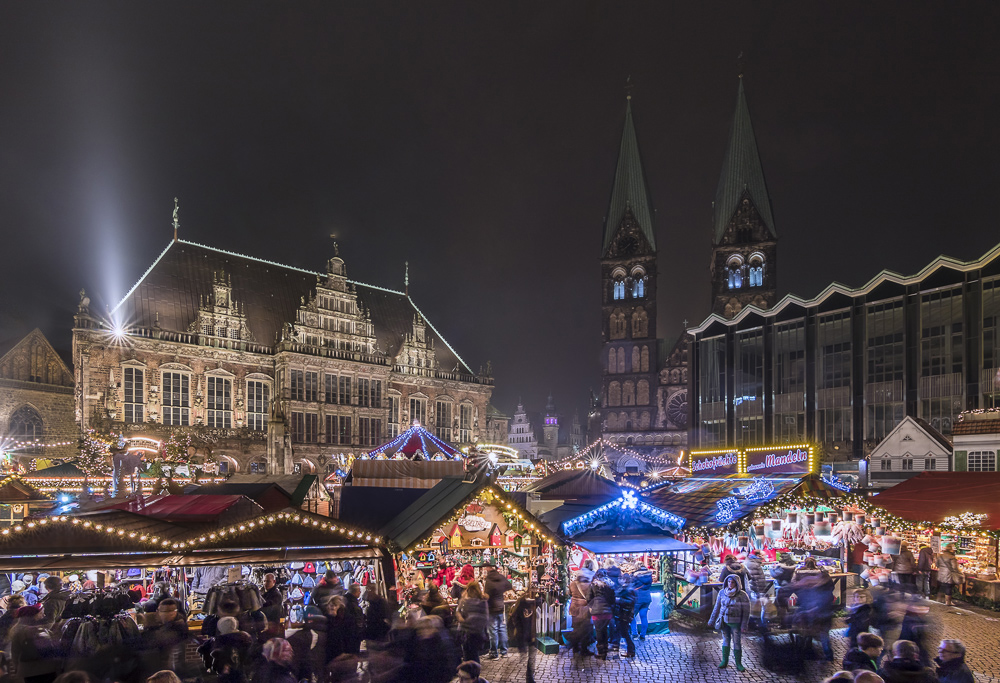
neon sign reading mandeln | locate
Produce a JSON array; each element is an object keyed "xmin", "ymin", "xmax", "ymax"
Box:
[{"xmin": 746, "ymin": 447, "xmax": 810, "ymax": 475}]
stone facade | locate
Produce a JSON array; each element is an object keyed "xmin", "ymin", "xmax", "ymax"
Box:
[
  {"xmin": 73, "ymin": 240, "xmax": 493, "ymax": 477},
  {"xmin": 0, "ymin": 329, "xmax": 77, "ymax": 466}
]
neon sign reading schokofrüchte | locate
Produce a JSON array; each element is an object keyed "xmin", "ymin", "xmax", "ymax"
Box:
[
  {"xmin": 692, "ymin": 452, "xmax": 738, "ymax": 473},
  {"xmin": 746, "ymin": 448, "xmax": 809, "ymax": 473}
]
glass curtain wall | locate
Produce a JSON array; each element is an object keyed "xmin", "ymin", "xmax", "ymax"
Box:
[
  {"xmin": 698, "ymin": 336, "xmax": 727, "ymax": 446},
  {"xmin": 983, "ymin": 278, "xmax": 1000, "ymax": 407},
  {"xmin": 866, "ymin": 300, "xmax": 905, "ymax": 442},
  {"xmin": 735, "ymin": 329, "xmax": 765, "ymax": 446},
  {"xmin": 919, "ymin": 287, "xmax": 964, "ymax": 433},
  {"xmin": 817, "ymin": 312, "xmax": 852, "ymax": 443},
  {"xmin": 773, "ymin": 320, "xmax": 806, "ymax": 442}
]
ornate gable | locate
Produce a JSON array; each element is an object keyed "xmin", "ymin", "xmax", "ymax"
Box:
[
  {"xmin": 604, "ymin": 209, "xmax": 655, "ymax": 260},
  {"xmin": 187, "ymin": 270, "xmax": 255, "ymax": 342},
  {"xmin": 0, "ymin": 329, "xmax": 73, "ymax": 387}
]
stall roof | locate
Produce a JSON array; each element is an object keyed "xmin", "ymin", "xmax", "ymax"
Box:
[
  {"xmin": 345, "ymin": 460, "xmax": 464, "ymax": 489},
  {"xmin": 521, "ymin": 469, "xmax": 621, "ymax": 500},
  {"xmin": 185, "ymin": 483, "xmax": 292, "ymax": 511},
  {"xmin": 338, "ymin": 486, "xmax": 428, "ymax": 530},
  {"xmin": 23, "ymin": 462, "xmax": 88, "ymax": 479},
  {"xmin": 378, "ymin": 475, "xmax": 482, "ymax": 551},
  {"xmin": 573, "ymin": 535, "xmax": 698, "ymax": 554},
  {"xmin": 872, "ymin": 472, "xmax": 1000, "ymax": 530},
  {"xmin": 643, "ymin": 474, "xmax": 841, "ymax": 527},
  {"xmin": 0, "ymin": 476, "xmax": 52, "ymax": 503},
  {"xmin": 104, "ymin": 494, "xmax": 264, "ymax": 523},
  {"xmin": 223, "ymin": 474, "xmax": 327, "ymax": 504}
]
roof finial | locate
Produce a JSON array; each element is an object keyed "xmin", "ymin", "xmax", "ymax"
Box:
[
  {"xmin": 404, "ymin": 261, "xmax": 409, "ymax": 296},
  {"xmin": 172, "ymin": 197, "xmax": 179, "ymax": 242},
  {"xmin": 329, "ymin": 233, "xmax": 339, "ymax": 257},
  {"xmin": 737, "ymin": 51, "xmax": 745, "ymax": 79},
  {"xmin": 625, "ymin": 75, "xmax": 634, "ymax": 101}
]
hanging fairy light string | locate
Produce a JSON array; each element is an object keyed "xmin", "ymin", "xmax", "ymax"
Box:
[
  {"xmin": 0, "ymin": 510, "xmax": 383, "ymax": 551},
  {"xmin": 360, "ymin": 422, "xmax": 462, "ymax": 460},
  {"xmin": 560, "ymin": 492, "xmax": 685, "ymax": 537}
]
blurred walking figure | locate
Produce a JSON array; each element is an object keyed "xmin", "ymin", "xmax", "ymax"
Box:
[
  {"xmin": 632, "ymin": 562, "xmax": 654, "ymax": 640},
  {"xmin": 893, "ymin": 542, "xmax": 917, "ymax": 594},
  {"xmin": 587, "ymin": 570, "xmax": 616, "ymax": 660},
  {"xmin": 710, "ymin": 575, "xmax": 751, "ymax": 672},
  {"xmin": 456, "ymin": 581, "xmax": 488, "ymax": 663},
  {"xmin": 936, "ymin": 544, "xmax": 961, "ymax": 606},
  {"xmin": 917, "ymin": 544, "xmax": 936, "ymax": 598},
  {"xmin": 613, "ymin": 574, "xmax": 637, "ymax": 657},
  {"xmin": 509, "ymin": 592, "xmax": 537, "ymax": 683},
  {"xmin": 744, "ymin": 550, "xmax": 772, "ymax": 627},
  {"xmin": 878, "ymin": 640, "xmax": 938, "ymax": 683},
  {"xmin": 568, "ymin": 565, "xmax": 594, "ymax": 657}
]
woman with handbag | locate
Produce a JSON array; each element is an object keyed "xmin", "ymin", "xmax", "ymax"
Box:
[{"xmin": 936, "ymin": 544, "xmax": 962, "ymax": 606}]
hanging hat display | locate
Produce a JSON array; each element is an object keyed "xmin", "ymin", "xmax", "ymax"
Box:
[{"xmin": 303, "ymin": 562, "xmax": 316, "ymax": 574}]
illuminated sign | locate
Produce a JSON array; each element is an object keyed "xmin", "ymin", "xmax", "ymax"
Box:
[
  {"xmin": 746, "ymin": 447, "xmax": 811, "ymax": 475},
  {"xmin": 691, "ymin": 450, "xmax": 739, "ymax": 475}
]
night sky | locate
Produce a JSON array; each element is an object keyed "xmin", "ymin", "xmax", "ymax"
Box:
[{"xmin": 2, "ymin": 3, "xmax": 998, "ymax": 420}]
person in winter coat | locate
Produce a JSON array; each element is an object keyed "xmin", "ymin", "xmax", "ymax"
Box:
[
  {"xmin": 568, "ymin": 569, "xmax": 594, "ymax": 657},
  {"xmin": 587, "ymin": 571, "xmax": 616, "ymax": 660},
  {"xmin": 311, "ymin": 571, "xmax": 345, "ymax": 610},
  {"xmin": 719, "ymin": 555, "xmax": 749, "ymax": 591},
  {"xmin": 845, "ymin": 589, "xmax": 874, "ymax": 649},
  {"xmin": 795, "ymin": 571, "xmax": 836, "ymax": 661},
  {"xmin": 508, "ymin": 593, "xmax": 537, "ymax": 683},
  {"xmin": 878, "ymin": 639, "xmax": 939, "ymax": 683},
  {"xmin": 743, "ymin": 551, "xmax": 771, "ymax": 626},
  {"xmin": 421, "ymin": 584, "xmax": 447, "ymax": 616},
  {"xmin": 362, "ymin": 588, "xmax": 391, "ymax": 644},
  {"xmin": 613, "ymin": 574, "xmax": 637, "ymax": 658},
  {"xmin": 709, "ymin": 575, "xmax": 751, "ymax": 672},
  {"xmin": 10, "ymin": 606, "xmax": 61, "ymax": 683},
  {"xmin": 456, "ymin": 582, "xmax": 489, "ymax": 663},
  {"xmin": 631, "ymin": 564, "xmax": 654, "ymax": 640},
  {"xmin": 842, "ymin": 632, "xmax": 883, "ymax": 673},
  {"xmin": 38, "ymin": 577, "xmax": 72, "ymax": 630},
  {"xmin": 251, "ymin": 638, "xmax": 297, "ymax": 683},
  {"xmin": 936, "ymin": 544, "xmax": 962, "ymax": 606},
  {"xmin": 0, "ymin": 596, "xmax": 24, "ymax": 649},
  {"xmin": 482, "ymin": 563, "xmax": 512, "ymax": 659},
  {"xmin": 456, "ymin": 660, "xmax": 490, "ymax": 683},
  {"xmin": 343, "ymin": 584, "xmax": 365, "ymax": 655},
  {"xmin": 894, "ymin": 542, "xmax": 918, "ymax": 593},
  {"xmin": 935, "ymin": 639, "xmax": 973, "ymax": 683},
  {"xmin": 451, "ymin": 565, "xmax": 477, "ymax": 601},
  {"xmin": 260, "ymin": 574, "xmax": 283, "ymax": 632},
  {"xmin": 917, "ymin": 544, "xmax": 936, "ymax": 598},
  {"xmin": 602, "ymin": 559, "xmax": 622, "ymax": 591},
  {"xmin": 792, "ymin": 556, "xmax": 827, "ymax": 583}
]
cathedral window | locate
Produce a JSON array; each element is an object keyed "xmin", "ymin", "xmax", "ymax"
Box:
[
  {"xmin": 632, "ymin": 277, "xmax": 645, "ymax": 298},
  {"xmin": 637, "ymin": 379, "xmax": 650, "ymax": 405},
  {"xmin": 247, "ymin": 380, "xmax": 269, "ymax": 431},
  {"xmin": 617, "ymin": 348, "xmax": 626, "ymax": 373},
  {"xmin": 623, "ymin": 381, "xmax": 635, "ymax": 406},
  {"xmin": 640, "ymin": 411, "xmax": 651, "ymax": 430},
  {"xmin": 207, "ymin": 376, "xmax": 232, "ymax": 428},
  {"xmin": 607, "ymin": 413, "xmax": 618, "ymax": 430},
  {"xmin": 613, "ymin": 279, "xmax": 625, "ymax": 301},
  {"xmin": 631, "ymin": 309, "xmax": 649, "ymax": 337},
  {"xmin": 631, "ymin": 346, "xmax": 640, "ymax": 373},
  {"xmin": 727, "ymin": 256, "xmax": 745, "ymax": 290},
  {"xmin": 162, "ymin": 372, "xmax": 190, "ymax": 426},
  {"xmin": 202, "ymin": 323, "xmax": 212, "ymax": 336},
  {"xmin": 619, "ymin": 412, "xmax": 629, "ymax": 431},
  {"xmin": 641, "ymin": 346, "xmax": 650, "ymax": 372},
  {"xmin": 608, "ymin": 348, "xmax": 617, "ymax": 373},
  {"xmin": 8, "ymin": 406, "xmax": 41, "ymax": 452},
  {"xmin": 610, "ymin": 311, "xmax": 626, "ymax": 339},
  {"xmin": 608, "ymin": 382, "xmax": 621, "ymax": 406},
  {"xmin": 215, "ymin": 325, "xmax": 225, "ymax": 337},
  {"xmin": 250, "ymin": 461, "xmax": 266, "ymax": 473},
  {"xmin": 435, "ymin": 400, "xmax": 453, "ymax": 441},
  {"xmin": 306, "ymin": 413, "xmax": 318, "ymax": 442},
  {"xmin": 305, "ymin": 371, "xmax": 319, "ymax": 402},
  {"xmin": 229, "ymin": 328, "xmax": 240, "ymax": 340},
  {"xmin": 410, "ymin": 396, "xmax": 427, "ymax": 426},
  {"xmin": 748, "ymin": 254, "xmax": 764, "ymax": 287},
  {"xmin": 290, "ymin": 370, "xmax": 304, "ymax": 401},
  {"xmin": 123, "ymin": 367, "xmax": 144, "ymax": 423},
  {"xmin": 460, "ymin": 404, "xmax": 473, "ymax": 443}
]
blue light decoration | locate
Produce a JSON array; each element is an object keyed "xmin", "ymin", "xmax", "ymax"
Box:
[
  {"xmin": 560, "ymin": 494, "xmax": 685, "ymax": 537},
  {"xmin": 716, "ymin": 496, "xmax": 743, "ymax": 524},
  {"xmin": 363, "ymin": 422, "xmax": 462, "ymax": 460},
  {"xmin": 716, "ymin": 477, "xmax": 778, "ymax": 524},
  {"xmin": 821, "ymin": 472, "xmax": 853, "ymax": 492},
  {"xmin": 734, "ymin": 477, "xmax": 774, "ymax": 502}
]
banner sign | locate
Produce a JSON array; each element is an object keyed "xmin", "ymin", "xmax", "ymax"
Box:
[
  {"xmin": 746, "ymin": 447, "xmax": 810, "ymax": 475},
  {"xmin": 691, "ymin": 451, "xmax": 739, "ymax": 475}
]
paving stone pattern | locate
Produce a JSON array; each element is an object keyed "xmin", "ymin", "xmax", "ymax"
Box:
[{"xmin": 480, "ymin": 599, "xmax": 1000, "ymax": 683}]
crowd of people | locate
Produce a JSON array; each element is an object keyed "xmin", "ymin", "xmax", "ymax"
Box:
[{"xmin": 566, "ymin": 557, "xmax": 654, "ymax": 661}]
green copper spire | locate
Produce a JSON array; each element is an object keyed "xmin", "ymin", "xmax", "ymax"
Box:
[
  {"xmin": 603, "ymin": 96, "xmax": 655, "ymax": 256},
  {"xmin": 713, "ymin": 77, "xmax": 776, "ymax": 243}
]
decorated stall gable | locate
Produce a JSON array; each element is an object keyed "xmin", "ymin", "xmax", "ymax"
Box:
[
  {"xmin": 561, "ymin": 494, "xmax": 686, "ymax": 538},
  {"xmin": 690, "ymin": 449, "xmax": 740, "ymax": 476},
  {"xmin": 745, "ymin": 445, "xmax": 814, "ymax": 476}
]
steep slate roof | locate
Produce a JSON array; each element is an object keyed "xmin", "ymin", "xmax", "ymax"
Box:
[
  {"xmin": 521, "ymin": 469, "xmax": 621, "ymax": 500},
  {"xmin": 713, "ymin": 77, "xmax": 776, "ymax": 243},
  {"xmin": 104, "ymin": 494, "xmax": 264, "ymax": 523},
  {"xmin": 602, "ymin": 99, "xmax": 656, "ymax": 256},
  {"xmin": 112, "ymin": 239, "xmax": 471, "ymax": 373},
  {"xmin": 378, "ymin": 475, "xmax": 483, "ymax": 551}
]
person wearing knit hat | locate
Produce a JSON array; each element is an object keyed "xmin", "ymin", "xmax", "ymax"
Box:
[
  {"xmin": 11, "ymin": 604, "xmax": 60, "ymax": 683},
  {"xmin": 451, "ymin": 564, "xmax": 477, "ymax": 600}
]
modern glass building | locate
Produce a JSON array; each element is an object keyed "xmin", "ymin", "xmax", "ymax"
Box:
[{"xmin": 688, "ymin": 243, "xmax": 1000, "ymax": 459}]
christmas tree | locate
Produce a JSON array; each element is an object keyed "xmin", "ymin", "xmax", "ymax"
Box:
[{"xmin": 77, "ymin": 430, "xmax": 113, "ymax": 477}]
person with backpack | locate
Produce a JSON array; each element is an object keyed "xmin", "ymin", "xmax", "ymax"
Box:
[
  {"xmin": 613, "ymin": 573, "xmax": 637, "ymax": 658},
  {"xmin": 587, "ymin": 570, "xmax": 616, "ymax": 660}
]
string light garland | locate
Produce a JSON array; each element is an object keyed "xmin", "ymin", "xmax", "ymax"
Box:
[
  {"xmin": 361, "ymin": 422, "xmax": 462, "ymax": 460},
  {"xmin": 0, "ymin": 510, "xmax": 383, "ymax": 551},
  {"xmin": 561, "ymin": 494, "xmax": 685, "ymax": 537}
]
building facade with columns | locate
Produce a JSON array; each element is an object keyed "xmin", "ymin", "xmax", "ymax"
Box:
[{"xmin": 73, "ymin": 238, "xmax": 493, "ymax": 476}]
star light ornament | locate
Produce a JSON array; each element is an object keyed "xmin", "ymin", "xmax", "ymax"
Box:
[{"xmin": 622, "ymin": 490, "xmax": 638, "ymax": 510}]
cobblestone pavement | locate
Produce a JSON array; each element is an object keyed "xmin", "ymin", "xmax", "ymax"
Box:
[{"xmin": 480, "ymin": 598, "xmax": 1000, "ymax": 683}]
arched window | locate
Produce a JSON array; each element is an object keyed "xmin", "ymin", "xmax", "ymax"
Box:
[
  {"xmin": 748, "ymin": 254, "xmax": 764, "ymax": 287},
  {"xmin": 612, "ymin": 279, "xmax": 625, "ymax": 301},
  {"xmin": 608, "ymin": 382, "xmax": 621, "ymax": 406},
  {"xmin": 640, "ymin": 346, "xmax": 650, "ymax": 372},
  {"xmin": 637, "ymin": 379, "xmax": 650, "ymax": 405},
  {"xmin": 610, "ymin": 311, "xmax": 626, "ymax": 339},
  {"xmin": 639, "ymin": 411, "xmax": 651, "ymax": 430},
  {"xmin": 623, "ymin": 381, "xmax": 635, "ymax": 406},
  {"xmin": 727, "ymin": 255, "xmax": 744, "ymax": 290},
  {"xmin": 631, "ymin": 346, "xmax": 640, "ymax": 372},
  {"xmin": 608, "ymin": 348, "xmax": 617, "ymax": 373},
  {"xmin": 631, "ymin": 309, "xmax": 648, "ymax": 337},
  {"xmin": 619, "ymin": 412, "xmax": 629, "ymax": 431},
  {"xmin": 632, "ymin": 277, "xmax": 645, "ymax": 298},
  {"xmin": 607, "ymin": 413, "xmax": 618, "ymax": 430},
  {"xmin": 9, "ymin": 406, "xmax": 42, "ymax": 453}
]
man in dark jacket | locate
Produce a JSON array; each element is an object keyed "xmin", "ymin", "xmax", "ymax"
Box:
[
  {"xmin": 260, "ymin": 573, "xmax": 283, "ymax": 636},
  {"xmin": 482, "ymin": 563, "xmax": 512, "ymax": 659},
  {"xmin": 935, "ymin": 639, "xmax": 973, "ymax": 683},
  {"xmin": 38, "ymin": 576, "xmax": 72, "ymax": 629},
  {"xmin": 311, "ymin": 571, "xmax": 344, "ymax": 610},
  {"xmin": 613, "ymin": 575, "xmax": 637, "ymax": 657},
  {"xmin": 917, "ymin": 545, "xmax": 936, "ymax": 598},
  {"xmin": 343, "ymin": 584, "xmax": 365, "ymax": 655},
  {"xmin": 631, "ymin": 566, "xmax": 653, "ymax": 640},
  {"xmin": 587, "ymin": 571, "xmax": 616, "ymax": 660},
  {"xmin": 879, "ymin": 639, "xmax": 939, "ymax": 683},
  {"xmin": 363, "ymin": 587, "xmax": 392, "ymax": 644},
  {"xmin": 843, "ymin": 632, "xmax": 883, "ymax": 673}
]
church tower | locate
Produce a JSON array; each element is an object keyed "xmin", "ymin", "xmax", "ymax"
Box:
[
  {"xmin": 711, "ymin": 75, "xmax": 778, "ymax": 319},
  {"xmin": 600, "ymin": 93, "xmax": 659, "ymax": 440}
]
